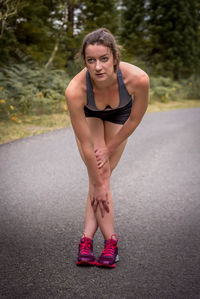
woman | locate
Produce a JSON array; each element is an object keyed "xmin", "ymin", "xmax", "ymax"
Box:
[{"xmin": 65, "ymin": 28, "xmax": 149, "ymax": 268}]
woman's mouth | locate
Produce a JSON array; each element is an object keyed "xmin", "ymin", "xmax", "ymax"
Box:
[{"xmin": 96, "ymin": 73, "xmax": 104, "ymax": 76}]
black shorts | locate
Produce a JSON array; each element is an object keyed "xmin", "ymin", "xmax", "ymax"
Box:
[{"xmin": 84, "ymin": 99, "xmax": 133, "ymax": 125}]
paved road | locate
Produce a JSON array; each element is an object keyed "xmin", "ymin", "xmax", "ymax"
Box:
[{"xmin": 0, "ymin": 108, "xmax": 200, "ymax": 299}]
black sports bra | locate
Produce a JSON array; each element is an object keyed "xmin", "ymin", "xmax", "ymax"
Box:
[{"xmin": 85, "ymin": 69, "xmax": 133, "ymax": 111}]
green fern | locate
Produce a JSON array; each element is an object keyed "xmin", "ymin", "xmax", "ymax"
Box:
[{"xmin": 0, "ymin": 61, "xmax": 69, "ymax": 119}]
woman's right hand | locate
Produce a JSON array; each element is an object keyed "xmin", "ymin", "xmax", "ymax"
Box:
[
  {"xmin": 90, "ymin": 184, "xmax": 110, "ymax": 218},
  {"xmin": 95, "ymin": 147, "xmax": 110, "ymax": 169}
]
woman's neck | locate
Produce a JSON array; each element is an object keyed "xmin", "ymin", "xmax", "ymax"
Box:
[{"xmin": 91, "ymin": 72, "xmax": 118, "ymax": 90}]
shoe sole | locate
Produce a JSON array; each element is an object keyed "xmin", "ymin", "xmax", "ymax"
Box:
[
  {"xmin": 76, "ymin": 260, "xmax": 96, "ymax": 266},
  {"xmin": 95, "ymin": 262, "xmax": 116, "ymax": 268},
  {"xmin": 96, "ymin": 255, "xmax": 119, "ymax": 268}
]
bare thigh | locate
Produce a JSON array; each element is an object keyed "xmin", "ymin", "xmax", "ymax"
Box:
[
  {"xmin": 75, "ymin": 118, "xmax": 106, "ymax": 167},
  {"xmin": 104, "ymin": 121, "xmax": 128, "ymax": 172},
  {"xmin": 75, "ymin": 118, "xmax": 127, "ymax": 175}
]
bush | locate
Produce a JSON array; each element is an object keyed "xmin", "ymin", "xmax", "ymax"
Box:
[
  {"xmin": 150, "ymin": 76, "xmax": 200, "ymax": 102},
  {"xmin": 181, "ymin": 76, "xmax": 200, "ymax": 100},
  {"xmin": 1, "ymin": 60, "xmax": 199, "ymax": 121},
  {"xmin": 150, "ymin": 77, "xmax": 183, "ymax": 102},
  {"xmin": 0, "ymin": 62, "xmax": 70, "ymax": 120}
]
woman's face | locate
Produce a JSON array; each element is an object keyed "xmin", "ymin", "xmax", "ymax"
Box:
[{"xmin": 85, "ymin": 44, "xmax": 116, "ymax": 82}]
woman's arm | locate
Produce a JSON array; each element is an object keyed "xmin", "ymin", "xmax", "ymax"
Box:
[
  {"xmin": 109, "ymin": 73, "xmax": 149, "ymax": 150},
  {"xmin": 65, "ymin": 84, "xmax": 109, "ymax": 216},
  {"xmin": 96, "ymin": 69, "xmax": 149, "ymax": 168}
]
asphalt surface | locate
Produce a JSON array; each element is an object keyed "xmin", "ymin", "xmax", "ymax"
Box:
[{"xmin": 0, "ymin": 108, "xmax": 200, "ymax": 299}]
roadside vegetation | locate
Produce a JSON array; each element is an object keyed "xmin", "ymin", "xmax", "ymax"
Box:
[
  {"xmin": 1, "ymin": 0, "xmax": 200, "ymax": 144},
  {"xmin": 0, "ymin": 62, "xmax": 199, "ymax": 144},
  {"xmin": 1, "ymin": 98, "xmax": 200, "ymax": 144}
]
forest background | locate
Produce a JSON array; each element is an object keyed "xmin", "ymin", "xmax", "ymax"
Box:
[{"xmin": 0, "ymin": 0, "xmax": 200, "ymax": 143}]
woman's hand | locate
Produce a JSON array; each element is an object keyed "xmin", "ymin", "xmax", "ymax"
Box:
[
  {"xmin": 90, "ymin": 184, "xmax": 109, "ymax": 217},
  {"xmin": 90, "ymin": 162, "xmax": 111, "ymax": 217},
  {"xmin": 95, "ymin": 147, "xmax": 110, "ymax": 169}
]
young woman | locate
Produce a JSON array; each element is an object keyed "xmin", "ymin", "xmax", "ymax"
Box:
[{"xmin": 65, "ymin": 28, "xmax": 149, "ymax": 268}]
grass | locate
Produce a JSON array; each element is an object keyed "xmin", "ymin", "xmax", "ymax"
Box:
[
  {"xmin": 0, "ymin": 99, "xmax": 200, "ymax": 145},
  {"xmin": 147, "ymin": 99, "xmax": 200, "ymax": 113},
  {"xmin": 0, "ymin": 113, "xmax": 71, "ymax": 144}
]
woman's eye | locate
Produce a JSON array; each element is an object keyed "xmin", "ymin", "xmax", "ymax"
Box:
[
  {"xmin": 87, "ymin": 58, "xmax": 95, "ymax": 63},
  {"xmin": 101, "ymin": 57, "xmax": 108, "ymax": 62}
]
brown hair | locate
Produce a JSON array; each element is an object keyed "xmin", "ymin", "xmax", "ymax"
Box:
[{"xmin": 80, "ymin": 28, "xmax": 120, "ymax": 72}]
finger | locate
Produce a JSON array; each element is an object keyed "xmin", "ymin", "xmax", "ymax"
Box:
[
  {"xmin": 103, "ymin": 200, "xmax": 110, "ymax": 213},
  {"xmin": 98, "ymin": 162, "xmax": 105, "ymax": 169},
  {"xmin": 99, "ymin": 201, "xmax": 104, "ymax": 218},
  {"xmin": 107, "ymin": 196, "xmax": 109, "ymax": 206},
  {"xmin": 90, "ymin": 196, "xmax": 94, "ymax": 206},
  {"xmin": 105, "ymin": 193, "xmax": 110, "ymax": 212},
  {"xmin": 98, "ymin": 162, "xmax": 105, "ymax": 168},
  {"xmin": 95, "ymin": 149, "xmax": 101, "ymax": 155},
  {"xmin": 98, "ymin": 160, "xmax": 104, "ymax": 166},
  {"xmin": 93, "ymin": 199, "xmax": 98, "ymax": 213}
]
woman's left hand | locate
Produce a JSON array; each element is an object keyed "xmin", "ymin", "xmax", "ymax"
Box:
[{"xmin": 95, "ymin": 147, "xmax": 110, "ymax": 168}]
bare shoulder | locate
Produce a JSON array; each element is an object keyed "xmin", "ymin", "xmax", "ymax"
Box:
[
  {"xmin": 119, "ymin": 62, "xmax": 149, "ymax": 94},
  {"xmin": 65, "ymin": 68, "xmax": 87, "ymax": 107}
]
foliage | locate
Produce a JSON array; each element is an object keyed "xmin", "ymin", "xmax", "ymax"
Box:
[
  {"xmin": 150, "ymin": 77, "xmax": 182, "ymax": 102},
  {"xmin": 0, "ymin": 61, "xmax": 69, "ymax": 120},
  {"xmin": 180, "ymin": 76, "xmax": 200, "ymax": 100},
  {"xmin": 120, "ymin": 0, "xmax": 200, "ymax": 79},
  {"xmin": 0, "ymin": 0, "xmax": 199, "ymax": 120},
  {"xmin": 0, "ymin": 0, "xmax": 200, "ymax": 79},
  {"xmin": 150, "ymin": 76, "xmax": 200, "ymax": 103},
  {"xmin": 147, "ymin": 0, "xmax": 200, "ymax": 79},
  {"xmin": 120, "ymin": 0, "xmax": 148, "ymax": 58},
  {"xmin": 79, "ymin": 0, "xmax": 119, "ymax": 35}
]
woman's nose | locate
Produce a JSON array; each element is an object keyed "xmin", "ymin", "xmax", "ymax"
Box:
[{"xmin": 95, "ymin": 60, "xmax": 102, "ymax": 71}]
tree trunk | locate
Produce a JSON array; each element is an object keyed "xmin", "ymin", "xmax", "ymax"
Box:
[
  {"xmin": 67, "ymin": 2, "xmax": 74, "ymax": 36},
  {"xmin": 0, "ymin": 0, "xmax": 18, "ymax": 39},
  {"xmin": 45, "ymin": 5, "xmax": 68, "ymax": 69},
  {"xmin": 44, "ymin": 36, "xmax": 60, "ymax": 69}
]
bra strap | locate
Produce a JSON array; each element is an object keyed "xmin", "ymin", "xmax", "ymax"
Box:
[{"xmin": 86, "ymin": 71, "xmax": 97, "ymax": 110}]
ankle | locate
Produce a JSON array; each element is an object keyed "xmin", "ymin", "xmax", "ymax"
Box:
[
  {"xmin": 82, "ymin": 233, "xmax": 93, "ymax": 240},
  {"xmin": 105, "ymin": 234, "xmax": 119, "ymax": 242}
]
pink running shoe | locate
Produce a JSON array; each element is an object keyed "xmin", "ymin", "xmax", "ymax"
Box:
[
  {"xmin": 76, "ymin": 235, "xmax": 96, "ymax": 266},
  {"xmin": 96, "ymin": 234, "xmax": 119, "ymax": 268}
]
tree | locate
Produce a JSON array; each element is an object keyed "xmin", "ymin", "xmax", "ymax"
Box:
[
  {"xmin": 79, "ymin": 0, "xmax": 119, "ymax": 35},
  {"xmin": 0, "ymin": 0, "xmax": 20, "ymax": 39},
  {"xmin": 147, "ymin": 0, "xmax": 200, "ymax": 79},
  {"xmin": 120, "ymin": 0, "xmax": 148, "ymax": 59},
  {"xmin": 45, "ymin": 2, "xmax": 68, "ymax": 69},
  {"xmin": 120, "ymin": 0, "xmax": 200, "ymax": 79}
]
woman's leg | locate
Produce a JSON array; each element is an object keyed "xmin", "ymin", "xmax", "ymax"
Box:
[
  {"xmin": 75, "ymin": 139, "xmax": 98, "ymax": 239},
  {"xmin": 85, "ymin": 118, "xmax": 118, "ymax": 240},
  {"xmin": 75, "ymin": 118, "xmax": 128, "ymax": 240},
  {"xmin": 75, "ymin": 118, "xmax": 106, "ymax": 239},
  {"xmin": 94, "ymin": 121, "xmax": 128, "ymax": 239},
  {"xmin": 104, "ymin": 121, "xmax": 128, "ymax": 173}
]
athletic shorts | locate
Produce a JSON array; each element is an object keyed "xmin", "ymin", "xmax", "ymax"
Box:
[{"xmin": 84, "ymin": 99, "xmax": 133, "ymax": 125}]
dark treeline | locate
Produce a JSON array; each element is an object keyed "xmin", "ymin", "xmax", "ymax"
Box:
[
  {"xmin": 1, "ymin": 0, "xmax": 200, "ymax": 79},
  {"xmin": 0, "ymin": 0, "xmax": 200, "ymax": 120}
]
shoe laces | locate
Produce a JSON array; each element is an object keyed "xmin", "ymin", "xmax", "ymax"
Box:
[
  {"xmin": 80, "ymin": 235, "xmax": 92, "ymax": 255},
  {"xmin": 102, "ymin": 234, "xmax": 119, "ymax": 257}
]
